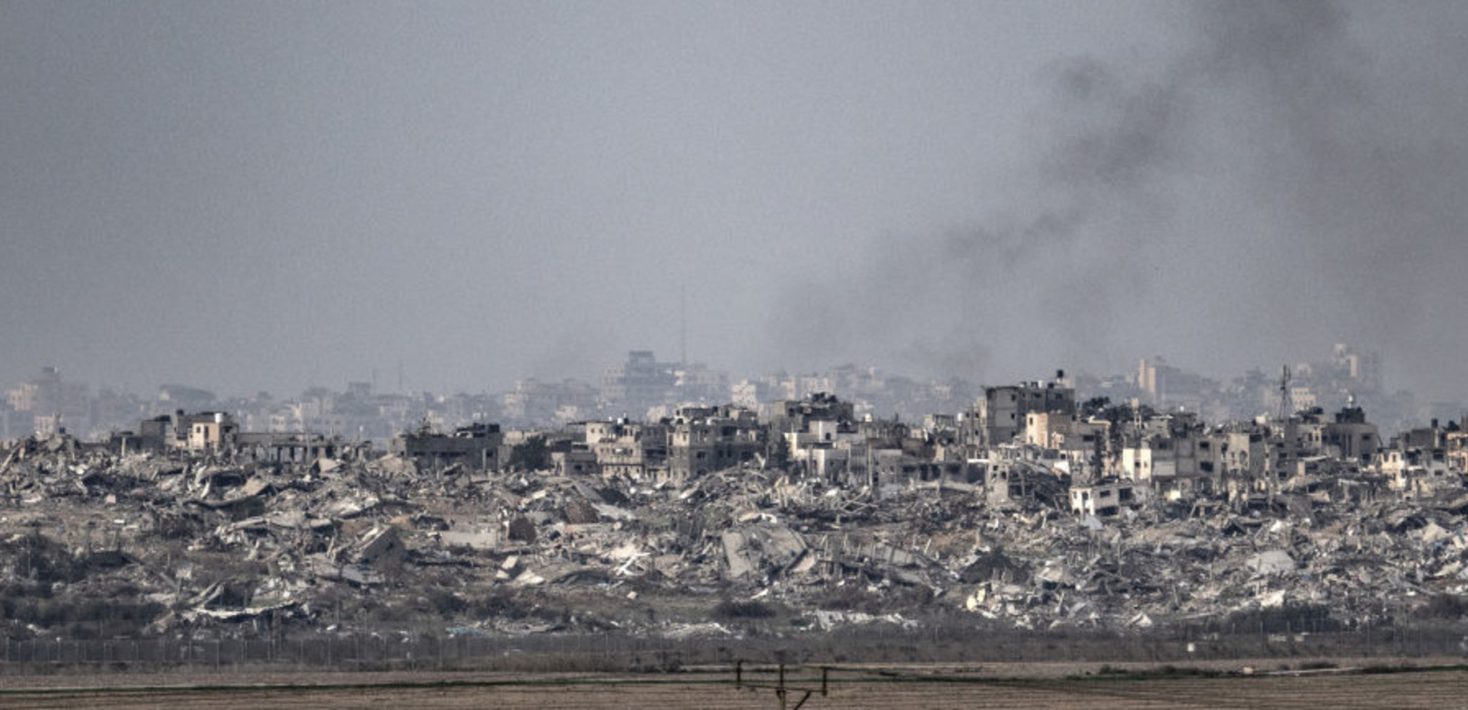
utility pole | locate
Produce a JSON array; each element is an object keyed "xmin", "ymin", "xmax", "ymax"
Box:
[{"xmin": 1273, "ymin": 364, "xmax": 1294, "ymax": 502}]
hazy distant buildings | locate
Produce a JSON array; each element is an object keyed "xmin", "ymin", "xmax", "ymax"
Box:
[
  {"xmin": 503, "ymin": 378, "xmax": 598, "ymax": 424},
  {"xmin": 5, "ymin": 366, "xmax": 91, "ymax": 435},
  {"xmin": 156, "ymin": 383, "xmax": 218, "ymax": 413},
  {"xmin": 672, "ymin": 363, "xmax": 729, "ymax": 404},
  {"xmin": 730, "ymin": 379, "xmax": 767, "ymax": 409},
  {"xmin": 1136, "ymin": 356, "xmax": 1216, "ymax": 411},
  {"xmin": 599, "ymin": 351, "xmax": 677, "ymax": 419}
]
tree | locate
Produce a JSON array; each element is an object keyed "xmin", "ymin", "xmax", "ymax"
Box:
[{"xmin": 508, "ymin": 435, "xmax": 549, "ymax": 471}]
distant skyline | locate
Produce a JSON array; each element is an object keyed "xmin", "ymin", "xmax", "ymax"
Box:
[
  {"xmin": 0, "ymin": 343, "xmax": 1408, "ymax": 405},
  {"xmin": 4, "ymin": 2, "xmax": 1466, "ymax": 399}
]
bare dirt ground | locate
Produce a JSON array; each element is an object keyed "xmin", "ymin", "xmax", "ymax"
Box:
[{"xmin": 0, "ymin": 660, "xmax": 1465, "ymax": 709}]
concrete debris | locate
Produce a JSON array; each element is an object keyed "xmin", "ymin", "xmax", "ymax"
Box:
[{"xmin": 0, "ymin": 423, "xmax": 1466, "ymax": 645}]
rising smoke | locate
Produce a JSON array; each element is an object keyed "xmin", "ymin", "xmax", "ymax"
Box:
[{"xmin": 771, "ymin": 1, "xmax": 1468, "ymax": 398}]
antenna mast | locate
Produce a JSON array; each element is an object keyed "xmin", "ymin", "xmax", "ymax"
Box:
[{"xmin": 1278, "ymin": 364, "xmax": 1292, "ymax": 421}]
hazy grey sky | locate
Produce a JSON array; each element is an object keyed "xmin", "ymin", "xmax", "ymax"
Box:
[{"xmin": 3, "ymin": 1, "xmax": 1466, "ymax": 398}]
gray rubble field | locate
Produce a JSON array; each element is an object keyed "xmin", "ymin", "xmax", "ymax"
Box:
[{"xmin": 1, "ymin": 428, "xmax": 1465, "ymax": 665}]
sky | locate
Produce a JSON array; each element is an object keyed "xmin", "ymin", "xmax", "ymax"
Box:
[{"xmin": 2, "ymin": 1, "xmax": 1466, "ymax": 399}]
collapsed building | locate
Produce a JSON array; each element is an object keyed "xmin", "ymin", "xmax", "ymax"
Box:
[
  {"xmin": 0, "ymin": 382, "xmax": 1464, "ymax": 648},
  {"xmin": 390, "ymin": 422, "xmax": 503, "ymax": 472}
]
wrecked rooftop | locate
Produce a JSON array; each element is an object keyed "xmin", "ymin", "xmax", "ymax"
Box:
[{"xmin": 1, "ymin": 421, "xmax": 1466, "ymax": 656}]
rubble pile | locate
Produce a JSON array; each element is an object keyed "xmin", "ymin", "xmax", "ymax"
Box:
[{"xmin": 1, "ymin": 432, "xmax": 1466, "ymax": 644}]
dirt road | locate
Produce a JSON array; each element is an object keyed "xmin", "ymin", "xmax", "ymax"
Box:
[{"xmin": 1, "ymin": 664, "xmax": 1465, "ymax": 709}]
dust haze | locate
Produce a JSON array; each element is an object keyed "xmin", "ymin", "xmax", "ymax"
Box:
[{"xmin": 1, "ymin": 1, "xmax": 1464, "ymax": 397}]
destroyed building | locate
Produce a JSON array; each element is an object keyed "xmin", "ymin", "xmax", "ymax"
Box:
[
  {"xmin": 585, "ymin": 417, "xmax": 668, "ymax": 480},
  {"xmin": 1069, "ymin": 478, "xmax": 1139, "ymax": 517},
  {"xmin": 963, "ymin": 374, "xmax": 1076, "ymax": 453},
  {"xmin": 0, "ymin": 368, "xmax": 1464, "ymax": 660},
  {"xmin": 1322, "ymin": 400, "xmax": 1382, "ymax": 464},
  {"xmin": 666, "ymin": 404, "xmax": 763, "ymax": 483},
  {"xmin": 1117, "ymin": 413, "xmax": 1216, "ymax": 501},
  {"xmin": 391, "ymin": 422, "xmax": 503, "ymax": 472}
]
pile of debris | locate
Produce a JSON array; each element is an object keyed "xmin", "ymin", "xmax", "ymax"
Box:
[{"xmin": 0, "ymin": 432, "xmax": 1465, "ymax": 643}]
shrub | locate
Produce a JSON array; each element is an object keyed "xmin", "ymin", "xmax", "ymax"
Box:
[
  {"xmin": 1416, "ymin": 594, "xmax": 1468, "ymax": 620},
  {"xmin": 713, "ymin": 599, "xmax": 776, "ymax": 619}
]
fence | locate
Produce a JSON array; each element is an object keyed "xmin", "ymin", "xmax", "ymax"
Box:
[
  {"xmin": 0, "ymin": 632, "xmax": 688, "ymax": 673},
  {"xmin": 1, "ymin": 623, "xmax": 1464, "ymax": 674}
]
